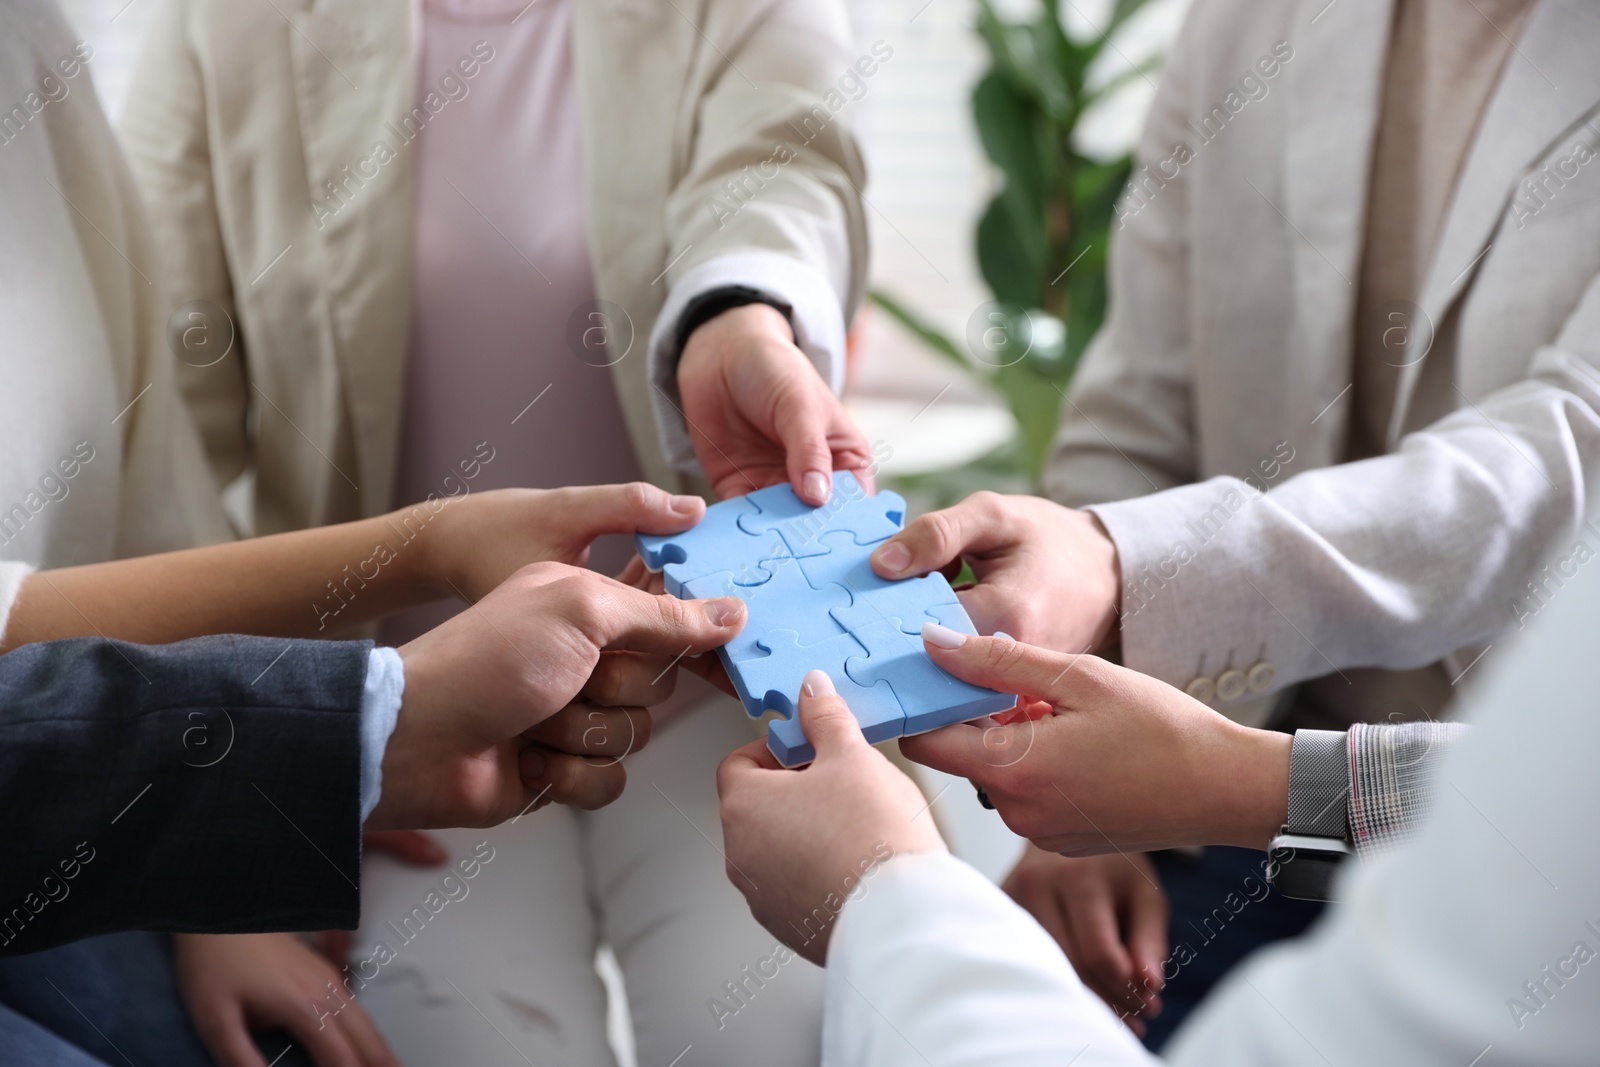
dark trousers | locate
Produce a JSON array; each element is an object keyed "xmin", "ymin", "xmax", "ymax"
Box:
[
  {"xmin": 0, "ymin": 933, "xmax": 312, "ymax": 1066},
  {"xmin": 1141, "ymin": 846, "xmax": 1326, "ymax": 1052}
]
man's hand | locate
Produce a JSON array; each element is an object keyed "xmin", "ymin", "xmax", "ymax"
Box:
[
  {"xmin": 1003, "ymin": 846, "xmax": 1168, "ymax": 1035},
  {"xmin": 678, "ymin": 302, "xmax": 873, "ymax": 505},
  {"xmin": 420, "ymin": 482, "xmax": 706, "ymax": 603},
  {"xmin": 717, "ymin": 669, "xmax": 945, "ymax": 965},
  {"xmin": 174, "ymin": 932, "xmax": 398, "ymax": 1067},
  {"xmin": 369, "ymin": 563, "xmax": 745, "ymax": 830},
  {"xmin": 901, "ymin": 628, "xmax": 1291, "ymax": 853},
  {"xmin": 869, "ymin": 493, "xmax": 1122, "ymax": 654}
]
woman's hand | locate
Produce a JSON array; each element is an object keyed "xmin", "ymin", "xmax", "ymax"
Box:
[
  {"xmin": 173, "ymin": 933, "xmax": 398, "ymax": 1067},
  {"xmin": 717, "ymin": 670, "xmax": 945, "ymax": 965},
  {"xmin": 900, "ymin": 627, "xmax": 1291, "ymax": 854},
  {"xmin": 416, "ymin": 482, "xmax": 708, "ymax": 603}
]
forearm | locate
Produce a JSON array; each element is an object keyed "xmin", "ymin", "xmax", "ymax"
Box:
[
  {"xmin": 3, "ymin": 509, "xmax": 447, "ymax": 651},
  {"xmin": 0, "ymin": 635, "xmax": 367, "ymax": 953}
]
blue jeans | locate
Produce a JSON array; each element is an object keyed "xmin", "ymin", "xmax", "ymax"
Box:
[
  {"xmin": 1140, "ymin": 846, "xmax": 1326, "ymax": 1052},
  {"xmin": 0, "ymin": 932, "xmax": 312, "ymax": 1066}
]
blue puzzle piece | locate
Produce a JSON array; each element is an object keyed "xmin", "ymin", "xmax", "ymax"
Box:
[
  {"xmin": 844, "ymin": 618, "xmax": 1015, "ymax": 736},
  {"xmin": 735, "ymin": 630, "xmax": 905, "ymax": 765},
  {"xmin": 794, "ymin": 530, "xmax": 961, "ymax": 635},
  {"xmin": 636, "ymin": 496, "xmax": 781, "ymax": 595},
  {"xmin": 682, "ymin": 563, "xmax": 849, "ymax": 664},
  {"xmin": 636, "ymin": 475, "xmax": 1011, "ymax": 764},
  {"xmin": 735, "ymin": 471, "xmax": 905, "ymax": 560}
]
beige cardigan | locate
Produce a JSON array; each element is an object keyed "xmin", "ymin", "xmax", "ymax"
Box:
[{"xmin": 119, "ymin": 0, "xmax": 869, "ymax": 534}]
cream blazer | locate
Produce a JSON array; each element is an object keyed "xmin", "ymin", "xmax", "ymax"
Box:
[
  {"xmin": 119, "ymin": 0, "xmax": 868, "ymax": 534},
  {"xmin": 1046, "ymin": 0, "xmax": 1600, "ymax": 714}
]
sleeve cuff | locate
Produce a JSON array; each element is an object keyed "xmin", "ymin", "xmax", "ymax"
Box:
[
  {"xmin": 358, "ymin": 646, "xmax": 405, "ymax": 823},
  {"xmin": 648, "ymin": 250, "xmax": 848, "ymax": 475},
  {"xmin": 0, "ymin": 562, "xmax": 34, "ymax": 648},
  {"xmin": 1347, "ymin": 720, "xmax": 1470, "ymax": 856}
]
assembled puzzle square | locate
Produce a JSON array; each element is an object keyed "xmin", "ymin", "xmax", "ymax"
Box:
[{"xmin": 637, "ymin": 472, "xmax": 1014, "ymax": 765}]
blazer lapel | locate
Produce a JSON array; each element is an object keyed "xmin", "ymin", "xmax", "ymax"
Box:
[
  {"xmin": 1391, "ymin": 0, "xmax": 1600, "ymax": 443},
  {"xmin": 1280, "ymin": 0, "xmax": 1394, "ymax": 466},
  {"xmin": 290, "ymin": 0, "xmax": 415, "ymax": 516}
]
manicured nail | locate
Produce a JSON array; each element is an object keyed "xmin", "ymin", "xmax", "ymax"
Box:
[
  {"xmin": 705, "ymin": 597, "xmax": 743, "ymax": 626},
  {"xmin": 874, "ymin": 541, "xmax": 911, "ymax": 575},
  {"xmin": 802, "ymin": 668, "xmax": 836, "ymax": 697},
  {"xmin": 669, "ymin": 493, "xmax": 702, "ymax": 515},
  {"xmin": 921, "ymin": 621, "xmax": 967, "ymax": 649},
  {"xmin": 520, "ymin": 747, "xmax": 547, "ymax": 780},
  {"xmin": 802, "ymin": 470, "xmax": 831, "ymax": 504}
]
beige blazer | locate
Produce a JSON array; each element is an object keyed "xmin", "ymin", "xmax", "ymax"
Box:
[
  {"xmin": 119, "ymin": 0, "xmax": 868, "ymax": 534},
  {"xmin": 1046, "ymin": 0, "xmax": 1600, "ymax": 718}
]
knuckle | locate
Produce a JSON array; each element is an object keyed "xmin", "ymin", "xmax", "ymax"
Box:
[
  {"xmin": 920, "ymin": 509, "xmax": 961, "ymax": 555},
  {"xmin": 623, "ymin": 480, "xmax": 659, "ymax": 513}
]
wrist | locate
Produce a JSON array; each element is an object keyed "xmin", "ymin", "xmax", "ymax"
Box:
[
  {"xmin": 1077, "ymin": 509, "xmax": 1123, "ymax": 652},
  {"xmin": 680, "ymin": 301, "xmax": 796, "ymax": 371},
  {"xmin": 1216, "ymin": 725, "xmax": 1292, "ymax": 849}
]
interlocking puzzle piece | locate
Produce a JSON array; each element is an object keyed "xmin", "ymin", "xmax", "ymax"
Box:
[
  {"xmin": 635, "ymin": 474, "xmax": 1011, "ymax": 765},
  {"xmin": 735, "ymin": 471, "xmax": 905, "ymax": 560},
  {"xmin": 794, "ymin": 530, "xmax": 961, "ymax": 635},
  {"xmin": 636, "ymin": 496, "xmax": 776, "ymax": 596},
  {"xmin": 681, "ymin": 562, "xmax": 849, "ymax": 663},
  {"xmin": 844, "ymin": 617, "xmax": 1016, "ymax": 736},
  {"xmin": 736, "ymin": 629, "xmax": 905, "ymax": 766}
]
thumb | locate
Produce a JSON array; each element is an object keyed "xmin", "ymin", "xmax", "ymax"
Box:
[
  {"xmin": 797, "ymin": 669, "xmax": 869, "ymax": 759},
  {"xmin": 772, "ymin": 389, "xmax": 837, "ymax": 506},
  {"xmin": 920, "ymin": 626, "xmax": 1104, "ymax": 708},
  {"xmin": 559, "ymin": 482, "xmax": 706, "ymax": 540}
]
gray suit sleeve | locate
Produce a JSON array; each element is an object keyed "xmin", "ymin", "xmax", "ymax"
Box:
[{"xmin": 0, "ymin": 634, "xmax": 371, "ymax": 954}]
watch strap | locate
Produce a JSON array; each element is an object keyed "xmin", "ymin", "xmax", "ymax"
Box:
[{"xmin": 1285, "ymin": 728, "xmax": 1350, "ymax": 838}]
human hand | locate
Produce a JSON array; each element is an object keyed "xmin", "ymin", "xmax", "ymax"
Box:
[
  {"xmin": 174, "ymin": 932, "xmax": 398, "ymax": 1067},
  {"xmin": 418, "ymin": 482, "xmax": 707, "ymax": 603},
  {"xmin": 1003, "ymin": 846, "xmax": 1168, "ymax": 1034},
  {"xmin": 869, "ymin": 492, "xmax": 1121, "ymax": 654},
  {"xmin": 900, "ymin": 628, "xmax": 1291, "ymax": 853},
  {"xmin": 678, "ymin": 302, "xmax": 874, "ymax": 505},
  {"xmin": 717, "ymin": 669, "xmax": 945, "ymax": 965},
  {"xmin": 368, "ymin": 563, "xmax": 745, "ymax": 830}
]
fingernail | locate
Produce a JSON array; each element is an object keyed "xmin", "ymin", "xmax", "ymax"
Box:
[
  {"xmin": 520, "ymin": 747, "xmax": 547, "ymax": 780},
  {"xmin": 802, "ymin": 668, "xmax": 836, "ymax": 697},
  {"xmin": 802, "ymin": 470, "xmax": 831, "ymax": 503},
  {"xmin": 921, "ymin": 621, "xmax": 967, "ymax": 649},
  {"xmin": 669, "ymin": 493, "xmax": 701, "ymax": 515},
  {"xmin": 874, "ymin": 541, "xmax": 911, "ymax": 574},
  {"xmin": 705, "ymin": 597, "xmax": 743, "ymax": 626}
]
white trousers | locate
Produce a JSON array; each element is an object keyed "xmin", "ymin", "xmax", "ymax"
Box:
[{"xmin": 345, "ymin": 688, "xmax": 825, "ymax": 1066}]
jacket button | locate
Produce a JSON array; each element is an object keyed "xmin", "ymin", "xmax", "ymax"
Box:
[
  {"xmin": 1247, "ymin": 660, "xmax": 1276, "ymax": 693},
  {"xmin": 1184, "ymin": 675, "xmax": 1216, "ymax": 703},
  {"xmin": 1216, "ymin": 668, "xmax": 1247, "ymax": 702}
]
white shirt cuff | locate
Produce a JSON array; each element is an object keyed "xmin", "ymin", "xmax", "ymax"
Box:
[
  {"xmin": 648, "ymin": 250, "xmax": 848, "ymax": 475},
  {"xmin": 0, "ymin": 562, "xmax": 34, "ymax": 648},
  {"xmin": 358, "ymin": 646, "xmax": 404, "ymax": 822}
]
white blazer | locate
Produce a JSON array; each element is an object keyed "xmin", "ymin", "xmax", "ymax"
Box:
[{"xmin": 1045, "ymin": 0, "xmax": 1600, "ymax": 713}]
